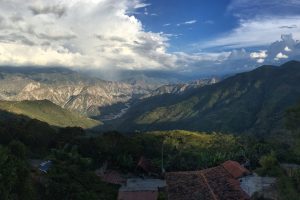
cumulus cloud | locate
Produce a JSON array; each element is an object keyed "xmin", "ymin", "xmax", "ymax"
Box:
[
  {"xmin": 257, "ymin": 59, "xmax": 265, "ymax": 63},
  {"xmin": 250, "ymin": 50, "xmax": 268, "ymax": 63},
  {"xmin": 275, "ymin": 52, "xmax": 289, "ymax": 60},
  {"xmin": 29, "ymin": 5, "xmax": 66, "ymax": 18},
  {"xmin": 0, "ymin": 0, "xmax": 180, "ymax": 70},
  {"xmin": 250, "ymin": 50, "xmax": 268, "ymax": 59},
  {"xmin": 1, "ymin": 0, "xmax": 300, "ymax": 77},
  {"xmin": 284, "ymin": 46, "xmax": 292, "ymax": 52}
]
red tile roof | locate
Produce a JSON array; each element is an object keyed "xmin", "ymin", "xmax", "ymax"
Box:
[
  {"xmin": 166, "ymin": 161, "xmax": 250, "ymax": 200},
  {"xmin": 118, "ymin": 191, "xmax": 158, "ymax": 200},
  {"xmin": 222, "ymin": 160, "xmax": 250, "ymax": 179}
]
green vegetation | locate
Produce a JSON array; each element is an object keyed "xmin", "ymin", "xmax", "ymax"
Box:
[
  {"xmin": 0, "ymin": 99, "xmax": 300, "ymax": 199},
  {"xmin": 117, "ymin": 61, "xmax": 300, "ymax": 135},
  {"xmin": 0, "ymin": 100, "xmax": 101, "ymax": 128},
  {"xmin": 75, "ymin": 130, "xmax": 273, "ymax": 172},
  {"xmin": 0, "ymin": 141, "xmax": 36, "ymax": 200},
  {"xmin": 0, "ymin": 111, "xmax": 118, "ymax": 200},
  {"xmin": 1, "ymin": 61, "xmax": 300, "ymax": 199}
]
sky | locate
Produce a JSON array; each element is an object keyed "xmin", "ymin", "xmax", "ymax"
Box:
[{"xmin": 1, "ymin": 0, "xmax": 300, "ymax": 77}]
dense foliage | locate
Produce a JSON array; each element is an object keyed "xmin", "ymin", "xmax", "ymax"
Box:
[
  {"xmin": 0, "ymin": 112, "xmax": 117, "ymax": 200},
  {"xmin": 1, "ymin": 61, "xmax": 300, "ymax": 199},
  {"xmin": 115, "ymin": 61, "xmax": 300, "ymax": 135}
]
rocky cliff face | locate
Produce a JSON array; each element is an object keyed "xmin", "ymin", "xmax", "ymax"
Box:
[
  {"xmin": 0, "ymin": 67, "xmax": 142, "ymax": 117},
  {"xmin": 0, "ymin": 67, "xmax": 218, "ymax": 118},
  {"xmin": 142, "ymin": 78, "xmax": 219, "ymax": 99}
]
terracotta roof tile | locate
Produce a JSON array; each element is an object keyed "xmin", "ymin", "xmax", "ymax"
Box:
[
  {"xmin": 166, "ymin": 162, "xmax": 250, "ymax": 200},
  {"xmin": 222, "ymin": 160, "xmax": 250, "ymax": 179}
]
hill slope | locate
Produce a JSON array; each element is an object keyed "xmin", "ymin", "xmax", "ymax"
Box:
[
  {"xmin": 0, "ymin": 100, "xmax": 101, "ymax": 128},
  {"xmin": 114, "ymin": 61, "xmax": 300, "ymax": 135}
]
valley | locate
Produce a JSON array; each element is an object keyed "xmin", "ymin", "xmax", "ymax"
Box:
[
  {"xmin": 2, "ymin": 1, "xmax": 300, "ymax": 199},
  {"xmin": 0, "ymin": 67, "xmax": 217, "ymax": 121},
  {"xmin": 1, "ymin": 61, "xmax": 300, "ymax": 200}
]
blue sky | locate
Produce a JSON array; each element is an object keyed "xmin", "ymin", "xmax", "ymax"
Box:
[
  {"xmin": 1, "ymin": 0, "xmax": 300, "ymax": 77},
  {"xmin": 136, "ymin": 0, "xmax": 300, "ymax": 52},
  {"xmin": 138, "ymin": 0, "xmax": 235, "ymax": 52}
]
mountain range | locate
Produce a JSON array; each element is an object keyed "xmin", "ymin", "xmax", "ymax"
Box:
[
  {"xmin": 1, "ymin": 61, "xmax": 300, "ymax": 134},
  {"xmin": 111, "ymin": 61, "xmax": 300, "ymax": 135},
  {"xmin": 0, "ymin": 67, "xmax": 150, "ymax": 117},
  {"xmin": 0, "ymin": 66, "xmax": 216, "ymax": 120}
]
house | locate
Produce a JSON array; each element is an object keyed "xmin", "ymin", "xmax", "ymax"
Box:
[
  {"xmin": 118, "ymin": 178, "xmax": 166, "ymax": 200},
  {"xmin": 239, "ymin": 174, "xmax": 277, "ymax": 199},
  {"xmin": 165, "ymin": 160, "xmax": 251, "ymax": 200}
]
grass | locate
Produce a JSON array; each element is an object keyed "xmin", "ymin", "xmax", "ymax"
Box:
[{"xmin": 0, "ymin": 100, "xmax": 101, "ymax": 129}]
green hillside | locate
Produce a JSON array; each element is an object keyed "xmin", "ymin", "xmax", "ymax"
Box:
[
  {"xmin": 0, "ymin": 100, "xmax": 101, "ymax": 128},
  {"xmin": 116, "ymin": 61, "xmax": 300, "ymax": 135}
]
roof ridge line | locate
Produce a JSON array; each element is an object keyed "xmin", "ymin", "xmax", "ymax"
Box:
[{"xmin": 199, "ymin": 171, "xmax": 218, "ymax": 200}]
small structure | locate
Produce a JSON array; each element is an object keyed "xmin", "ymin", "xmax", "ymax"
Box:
[
  {"xmin": 165, "ymin": 160, "xmax": 250, "ymax": 200},
  {"xmin": 39, "ymin": 160, "xmax": 52, "ymax": 173},
  {"xmin": 118, "ymin": 178, "xmax": 166, "ymax": 200},
  {"xmin": 239, "ymin": 174, "xmax": 276, "ymax": 199}
]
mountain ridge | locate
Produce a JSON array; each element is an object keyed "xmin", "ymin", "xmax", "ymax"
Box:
[
  {"xmin": 0, "ymin": 99, "xmax": 101, "ymax": 128},
  {"xmin": 111, "ymin": 60, "xmax": 300, "ymax": 135}
]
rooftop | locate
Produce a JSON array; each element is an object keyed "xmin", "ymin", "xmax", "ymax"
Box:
[
  {"xmin": 165, "ymin": 161, "xmax": 250, "ymax": 200},
  {"xmin": 222, "ymin": 160, "xmax": 250, "ymax": 179},
  {"xmin": 118, "ymin": 178, "xmax": 166, "ymax": 200}
]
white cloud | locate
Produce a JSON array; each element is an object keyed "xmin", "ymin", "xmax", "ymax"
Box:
[
  {"xmin": 200, "ymin": 17, "xmax": 300, "ymax": 49},
  {"xmin": 0, "ymin": 0, "xmax": 178, "ymax": 70},
  {"xmin": 177, "ymin": 20, "xmax": 197, "ymax": 26},
  {"xmin": 250, "ymin": 50, "xmax": 268, "ymax": 59},
  {"xmin": 275, "ymin": 52, "xmax": 288, "ymax": 60},
  {"xmin": 284, "ymin": 46, "xmax": 292, "ymax": 52},
  {"xmin": 250, "ymin": 50, "xmax": 268, "ymax": 63},
  {"xmin": 133, "ymin": 2, "xmax": 151, "ymax": 9},
  {"xmin": 184, "ymin": 20, "xmax": 197, "ymax": 25},
  {"xmin": 257, "ymin": 59, "xmax": 265, "ymax": 63}
]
